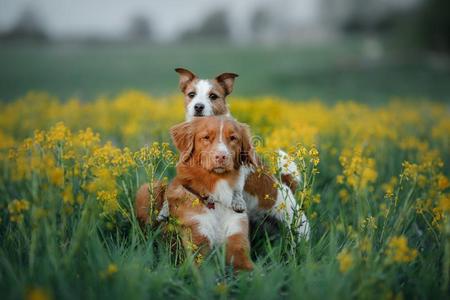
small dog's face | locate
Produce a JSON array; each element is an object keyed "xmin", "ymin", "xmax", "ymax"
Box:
[
  {"xmin": 175, "ymin": 68, "xmax": 238, "ymax": 120},
  {"xmin": 170, "ymin": 116, "xmax": 256, "ymax": 174}
]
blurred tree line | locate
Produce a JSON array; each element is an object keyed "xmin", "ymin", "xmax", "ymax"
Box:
[
  {"xmin": 1, "ymin": 0, "xmax": 449, "ymax": 53},
  {"xmin": 417, "ymin": 0, "xmax": 450, "ymax": 52}
]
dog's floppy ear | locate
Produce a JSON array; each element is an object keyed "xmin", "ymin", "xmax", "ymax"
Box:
[
  {"xmin": 175, "ymin": 68, "xmax": 197, "ymax": 92},
  {"xmin": 170, "ymin": 121, "xmax": 194, "ymax": 163},
  {"xmin": 215, "ymin": 72, "xmax": 239, "ymax": 95},
  {"xmin": 239, "ymin": 122, "xmax": 258, "ymax": 167}
]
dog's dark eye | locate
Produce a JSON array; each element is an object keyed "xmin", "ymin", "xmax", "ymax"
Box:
[
  {"xmin": 209, "ymin": 93, "xmax": 218, "ymax": 100},
  {"xmin": 188, "ymin": 92, "xmax": 196, "ymax": 98},
  {"xmin": 230, "ymin": 135, "xmax": 238, "ymax": 142},
  {"xmin": 202, "ymin": 135, "xmax": 210, "ymax": 141}
]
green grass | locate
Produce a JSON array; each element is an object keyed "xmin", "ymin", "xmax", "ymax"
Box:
[{"xmin": 1, "ymin": 39, "xmax": 449, "ymax": 103}]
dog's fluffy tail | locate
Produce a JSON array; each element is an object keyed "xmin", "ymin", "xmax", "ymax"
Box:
[{"xmin": 277, "ymin": 150, "xmax": 302, "ymax": 194}]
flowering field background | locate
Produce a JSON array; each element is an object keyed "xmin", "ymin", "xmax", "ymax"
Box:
[{"xmin": 0, "ymin": 88, "xmax": 449, "ymax": 299}]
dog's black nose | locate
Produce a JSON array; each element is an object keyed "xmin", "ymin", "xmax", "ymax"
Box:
[{"xmin": 194, "ymin": 103, "xmax": 204, "ymax": 113}]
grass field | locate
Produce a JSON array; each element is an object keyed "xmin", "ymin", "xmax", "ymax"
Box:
[
  {"xmin": 1, "ymin": 40, "xmax": 450, "ymax": 103},
  {"xmin": 0, "ymin": 40, "xmax": 449, "ymax": 299}
]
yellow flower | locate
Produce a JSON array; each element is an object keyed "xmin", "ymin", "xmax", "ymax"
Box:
[
  {"xmin": 106, "ymin": 263, "xmax": 118, "ymax": 274},
  {"xmin": 49, "ymin": 167, "xmax": 64, "ymax": 187},
  {"xmin": 8, "ymin": 199, "xmax": 30, "ymax": 223},
  {"xmin": 46, "ymin": 122, "xmax": 71, "ymax": 148},
  {"xmin": 401, "ymin": 161, "xmax": 419, "ymax": 181},
  {"xmin": 313, "ymin": 194, "xmax": 321, "ymax": 204},
  {"xmin": 63, "ymin": 185, "xmax": 74, "ymax": 204},
  {"xmin": 276, "ymin": 202, "xmax": 286, "ymax": 212},
  {"xmin": 432, "ymin": 207, "xmax": 443, "ymax": 228},
  {"xmin": 437, "ymin": 174, "xmax": 449, "ymax": 191},
  {"xmin": 215, "ymin": 282, "xmax": 229, "ymax": 295},
  {"xmin": 386, "ymin": 235, "xmax": 418, "ymax": 263},
  {"xmin": 100, "ymin": 263, "xmax": 118, "ymax": 278},
  {"xmin": 26, "ymin": 287, "xmax": 52, "ymax": 300},
  {"xmin": 191, "ymin": 198, "xmax": 200, "ymax": 207},
  {"xmin": 96, "ymin": 190, "xmax": 120, "ymax": 214},
  {"xmin": 309, "ymin": 145, "xmax": 320, "ymax": 166},
  {"xmin": 438, "ymin": 195, "xmax": 450, "ymax": 213},
  {"xmin": 359, "ymin": 237, "xmax": 372, "ymax": 254},
  {"xmin": 33, "ymin": 130, "xmax": 45, "ymax": 144},
  {"xmin": 86, "ymin": 167, "xmax": 116, "ymax": 194},
  {"xmin": 195, "ymin": 253, "xmax": 204, "ymax": 264},
  {"xmin": 338, "ymin": 189, "xmax": 349, "ymax": 203},
  {"xmin": 337, "ymin": 249, "xmax": 353, "ymax": 273},
  {"xmin": 382, "ymin": 176, "xmax": 398, "ymax": 196},
  {"xmin": 76, "ymin": 128, "xmax": 100, "ymax": 148},
  {"xmin": 360, "ymin": 216, "xmax": 377, "ymax": 230},
  {"xmin": 338, "ymin": 147, "xmax": 377, "ymax": 191}
]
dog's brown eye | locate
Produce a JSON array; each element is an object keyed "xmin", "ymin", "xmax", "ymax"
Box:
[
  {"xmin": 230, "ymin": 135, "xmax": 238, "ymax": 142},
  {"xmin": 202, "ymin": 135, "xmax": 210, "ymax": 141},
  {"xmin": 188, "ymin": 92, "xmax": 196, "ymax": 98},
  {"xmin": 209, "ymin": 93, "xmax": 218, "ymax": 100}
]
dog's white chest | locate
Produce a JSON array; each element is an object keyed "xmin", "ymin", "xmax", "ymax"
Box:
[{"xmin": 191, "ymin": 179, "xmax": 247, "ymax": 246}]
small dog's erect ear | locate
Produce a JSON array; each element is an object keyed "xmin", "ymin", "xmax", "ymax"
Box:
[
  {"xmin": 215, "ymin": 72, "xmax": 239, "ymax": 95},
  {"xmin": 175, "ymin": 68, "xmax": 197, "ymax": 92},
  {"xmin": 239, "ymin": 122, "xmax": 258, "ymax": 167},
  {"xmin": 170, "ymin": 121, "xmax": 194, "ymax": 163}
]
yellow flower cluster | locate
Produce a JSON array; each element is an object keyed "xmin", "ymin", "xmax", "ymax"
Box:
[
  {"xmin": 4, "ymin": 121, "xmax": 175, "ymax": 219},
  {"xmin": 337, "ymin": 146, "xmax": 377, "ymax": 192},
  {"xmin": 8, "ymin": 199, "xmax": 30, "ymax": 223},
  {"xmin": 386, "ymin": 235, "xmax": 418, "ymax": 264},
  {"xmin": 337, "ymin": 248, "xmax": 353, "ymax": 273},
  {"xmin": 0, "ymin": 92, "xmax": 448, "ymax": 153},
  {"xmin": 26, "ymin": 287, "xmax": 52, "ymax": 300},
  {"xmin": 100, "ymin": 263, "xmax": 119, "ymax": 279}
]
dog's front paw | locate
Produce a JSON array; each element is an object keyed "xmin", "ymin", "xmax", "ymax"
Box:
[
  {"xmin": 231, "ymin": 191, "xmax": 246, "ymax": 213},
  {"xmin": 156, "ymin": 200, "xmax": 169, "ymax": 222}
]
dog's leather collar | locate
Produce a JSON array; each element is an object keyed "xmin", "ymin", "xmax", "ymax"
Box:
[{"xmin": 182, "ymin": 184, "xmax": 215, "ymax": 209}]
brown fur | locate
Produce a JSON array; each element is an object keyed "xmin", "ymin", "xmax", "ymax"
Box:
[
  {"xmin": 166, "ymin": 116, "xmax": 255, "ymax": 270},
  {"xmin": 170, "ymin": 116, "xmax": 256, "ymax": 173},
  {"xmin": 135, "ymin": 181, "xmax": 167, "ymax": 226},
  {"xmin": 281, "ymin": 173, "xmax": 299, "ymax": 194},
  {"xmin": 226, "ymin": 231, "xmax": 254, "ymax": 271},
  {"xmin": 244, "ymin": 169, "xmax": 279, "ymax": 210}
]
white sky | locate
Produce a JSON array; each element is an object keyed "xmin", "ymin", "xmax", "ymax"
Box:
[
  {"xmin": 0, "ymin": 0, "xmax": 224, "ymax": 40},
  {"xmin": 0, "ymin": 0, "xmax": 420, "ymax": 41}
]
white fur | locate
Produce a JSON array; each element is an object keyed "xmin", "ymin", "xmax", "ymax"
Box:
[
  {"xmin": 191, "ymin": 179, "xmax": 247, "ymax": 246},
  {"xmin": 241, "ymin": 179, "xmax": 310, "ymax": 240},
  {"xmin": 242, "ymin": 191, "xmax": 261, "ymax": 221},
  {"xmin": 237, "ymin": 165, "xmax": 252, "ymax": 191},
  {"xmin": 212, "ymin": 179, "xmax": 234, "ymax": 208},
  {"xmin": 156, "ymin": 199, "xmax": 169, "ymax": 221},
  {"xmin": 216, "ymin": 119, "xmax": 230, "ymax": 155},
  {"xmin": 275, "ymin": 151, "xmax": 309, "ymax": 239},
  {"xmin": 278, "ymin": 149, "xmax": 301, "ymax": 183},
  {"xmin": 271, "ymin": 183, "xmax": 310, "ymax": 240},
  {"xmin": 186, "ymin": 80, "xmax": 213, "ymax": 121}
]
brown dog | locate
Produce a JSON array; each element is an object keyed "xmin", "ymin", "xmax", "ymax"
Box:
[{"xmin": 166, "ymin": 116, "xmax": 256, "ymax": 270}]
